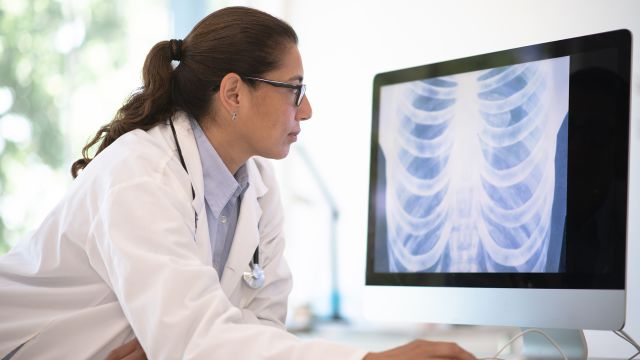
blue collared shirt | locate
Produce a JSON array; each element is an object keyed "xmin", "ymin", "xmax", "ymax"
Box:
[{"xmin": 191, "ymin": 120, "xmax": 249, "ymax": 278}]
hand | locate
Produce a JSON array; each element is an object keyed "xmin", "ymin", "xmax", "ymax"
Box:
[
  {"xmin": 363, "ymin": 339, "xmax": 476, "ymax": 360},
  {"xmin": 104, "ymin": 338, "xmax": 147, "ymax": 360}
]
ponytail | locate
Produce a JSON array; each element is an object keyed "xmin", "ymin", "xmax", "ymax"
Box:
[
  {"xmin": 71, "ymin": 40, "xmax": 176, "ymax": 178},
  {"xmin": 70, "ymin": 6, "xmax": 298, "ymax": 178}
]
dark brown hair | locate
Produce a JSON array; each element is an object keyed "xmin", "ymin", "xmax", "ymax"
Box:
[{"xmin": 71, "ymin": 6, "xmax": 298, "ymax": 177}]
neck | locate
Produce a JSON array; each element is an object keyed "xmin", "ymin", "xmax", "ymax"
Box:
[{"xmin": 201, "ymin": 119, "xmax": 248, "ymax": 175}]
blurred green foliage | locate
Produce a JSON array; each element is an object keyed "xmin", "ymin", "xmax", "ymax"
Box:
[{"xmin": 0, "ymin": 0, "xmax": 125, "ymax": 253}]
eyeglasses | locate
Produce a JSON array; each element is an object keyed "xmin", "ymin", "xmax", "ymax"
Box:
[{"xmin": 243, "ymin": 76, "xmax": 306, "ymax": 107}]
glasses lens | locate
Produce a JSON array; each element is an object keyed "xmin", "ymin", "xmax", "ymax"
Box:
[{"xmin": 297, "ymin": 85, "xmax": 306, "ymax": 106}]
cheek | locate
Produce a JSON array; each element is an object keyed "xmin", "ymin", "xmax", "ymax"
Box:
[
  {"xmin": 249, "ymin": 96, "xmax": 296, "ymax": 141},
  {"xmin": 245, "ymin": 114, "xmax": 283, "ymax": 149},
  {"xmin": 265, "ymin": 107, "xmax": 296, "ymax": 134}
]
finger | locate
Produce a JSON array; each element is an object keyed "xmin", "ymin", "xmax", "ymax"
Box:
[
  {"xmin": 104, "ymin": 338, "xmax": 141, "ymax": 360},
  {"xmin": 417, "ymin": 340, "xmax": 476, "ymax": 360},
  {"xmin": 121, "ymin": 346, "xmax": 147, "ymax": 360}
]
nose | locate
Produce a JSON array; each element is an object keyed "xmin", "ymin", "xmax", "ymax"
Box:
[{"xmin": 296, "ymin": 95, "xmax": 312, "ymax": 121}]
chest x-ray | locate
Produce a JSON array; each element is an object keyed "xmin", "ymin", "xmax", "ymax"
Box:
[{"xmin": 378, "ymin": 56, "xmax": 569, "ymax": 273}]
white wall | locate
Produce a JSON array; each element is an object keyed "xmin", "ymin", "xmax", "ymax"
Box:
[{"xmin": 271, "ymin": 0, "xmax": 640, "ymax": 357}]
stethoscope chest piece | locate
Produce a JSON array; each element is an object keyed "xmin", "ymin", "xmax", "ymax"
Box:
[
  {"xmin": 243, "ymin": 262, "xmax": 265, "ymax": 289},
  {"xmin": 243, "ymin": 246, "xmax": 264, "ymax": 289}
]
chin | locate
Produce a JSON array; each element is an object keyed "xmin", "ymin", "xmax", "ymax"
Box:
[
  {"xmin": 275, "ymin": 148, "xmax": 291, "ymax": 159},
  {"xmin": 261, "ymin": 146, "xmax": 291, "ymax": 160}
]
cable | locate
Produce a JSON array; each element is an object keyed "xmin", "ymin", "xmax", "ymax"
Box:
[
  {"xmin": 478, "ymin": 328, "xmax": 568, "ymax": 360},
  {"xmin": 613, "ymin": 329, "xmax": 640, "ymax": 359},
  {"xmin": 614, "ymin": 330, "xmax": 639, "ymax": 349},
  {"xmin": 620, "ymin": 329, "xmax": 640, "ymax": 349},
  {"xmin": 614, "ymin": 330, "xmax": 629, "ymax": 342},
  {"xmin": 477, "ymin": 328, "xmax": 640, "ymax": 359}
]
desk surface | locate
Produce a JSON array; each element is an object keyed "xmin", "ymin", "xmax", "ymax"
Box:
[{"xmin": 295, "ymin": 321, "xmax": 631, "ymax": 359}]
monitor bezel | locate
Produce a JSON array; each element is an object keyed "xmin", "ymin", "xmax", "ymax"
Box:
[{"xmin": 366, "ymin": 29, "xmax": 632, "ymax": 290}]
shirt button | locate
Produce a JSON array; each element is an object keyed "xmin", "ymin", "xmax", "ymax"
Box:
[{"xmin": 220, "ymin": 215, "xmax": 228, "ymax": 224}]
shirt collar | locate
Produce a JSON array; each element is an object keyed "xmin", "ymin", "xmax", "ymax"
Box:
[
  {"xmin": 235, "ymin": 164, "xmax": 250, "ymax": 196},
  {"xmin": 190, "ymin": 120, "xmax": 248, "ymax": 218}
]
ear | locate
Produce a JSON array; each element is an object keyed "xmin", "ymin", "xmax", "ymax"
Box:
[{"xmin": 217, "ymin": 72, "xmax": 243, "ymax": 115}]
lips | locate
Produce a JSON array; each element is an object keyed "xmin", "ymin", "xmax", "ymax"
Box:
[{"xmin": 288, "ymin": 129, "xmax": 300, "ymax": 142}]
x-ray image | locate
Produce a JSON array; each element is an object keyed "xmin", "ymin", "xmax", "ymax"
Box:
[{"xmin": 377, "ymin": 56, "xmax": 570, "ymax": 273}]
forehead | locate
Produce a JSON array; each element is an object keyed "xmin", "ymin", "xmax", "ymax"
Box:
[{"xmin": 268, "ymin": 44, "xmax": 303, "ymax": 79}]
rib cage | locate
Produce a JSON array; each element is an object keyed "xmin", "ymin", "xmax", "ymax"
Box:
[{"xmin": 380, "ymin": 57, "xmax": 569, "ymax": 272}]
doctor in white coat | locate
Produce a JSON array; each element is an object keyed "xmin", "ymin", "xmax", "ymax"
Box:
[{"xmin": 0, "ymin": 6, "xmax": 475, "ymax": 360}]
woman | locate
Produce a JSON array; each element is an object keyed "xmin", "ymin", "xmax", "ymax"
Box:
[{"xmin": 0, "ymin": 6, "xmax": 475, "ymax": 360}]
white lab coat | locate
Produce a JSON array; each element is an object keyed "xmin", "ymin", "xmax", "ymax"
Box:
[{"xmin": 0, "ymin": 113, "xmax": 366, "ymax": 360}]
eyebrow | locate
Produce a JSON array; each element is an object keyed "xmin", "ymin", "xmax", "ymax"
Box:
[{"xmin": 288, "ymin": 75, "xmax": 304, "ymax": 83}]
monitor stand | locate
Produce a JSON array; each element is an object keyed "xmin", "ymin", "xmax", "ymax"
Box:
[{"xmin": 519, "ymin": 328, "xmax": 587, "ymax": 359}]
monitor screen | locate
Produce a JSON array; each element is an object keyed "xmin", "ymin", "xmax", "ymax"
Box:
[{"xmin": 365, "ymin": 29, "xmax": 631, "ymax": 330}]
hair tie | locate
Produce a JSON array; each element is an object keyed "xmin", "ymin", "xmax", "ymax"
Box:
[{"xmin": 169, "ymin": 39, "xmax": 183, "ymax": 61}]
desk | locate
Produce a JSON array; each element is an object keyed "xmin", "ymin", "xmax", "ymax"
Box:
[{"xmin": 295, "ymin": 321, "xmax": 630, "ymax": 359}]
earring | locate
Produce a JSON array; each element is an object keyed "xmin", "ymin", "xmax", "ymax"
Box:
[{"xmin": 231, "ymin": 112, "xmax": 237, "ymax": 121}]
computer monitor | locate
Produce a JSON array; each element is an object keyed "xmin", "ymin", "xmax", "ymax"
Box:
[{"xmin": 364, "ymin": 29, "xmax": 631, "ymax": 358}]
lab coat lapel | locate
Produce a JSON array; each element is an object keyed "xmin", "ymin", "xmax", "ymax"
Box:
[{"xmin": 220, "ymin": 159, "xmax": 267, "ymax": 296}]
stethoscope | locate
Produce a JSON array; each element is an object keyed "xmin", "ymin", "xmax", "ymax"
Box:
[
  {"xmin": 243, "ymin": 248, "xmax": 265, "ymax": 289},
  {"xmin": 169, "ymin": 117, "xmax": 265, "ymax": 290}
]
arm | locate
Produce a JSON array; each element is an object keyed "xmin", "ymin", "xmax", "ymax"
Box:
[
  {"xmin": 237, "ymin": 237, "xmax": 292, "ymax": 329},
  {"xmin": 89, "ymin": 176, "xmax": 363, "ymax": 360}
]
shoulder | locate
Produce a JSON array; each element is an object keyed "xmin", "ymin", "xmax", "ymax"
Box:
[
  {"xmin": 91, "ymin": 130, "xmax": 169, "ymax": 178},
  {"xmin": 74, "ymin": 126, "xmax": 187, "ymax": 197}
]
